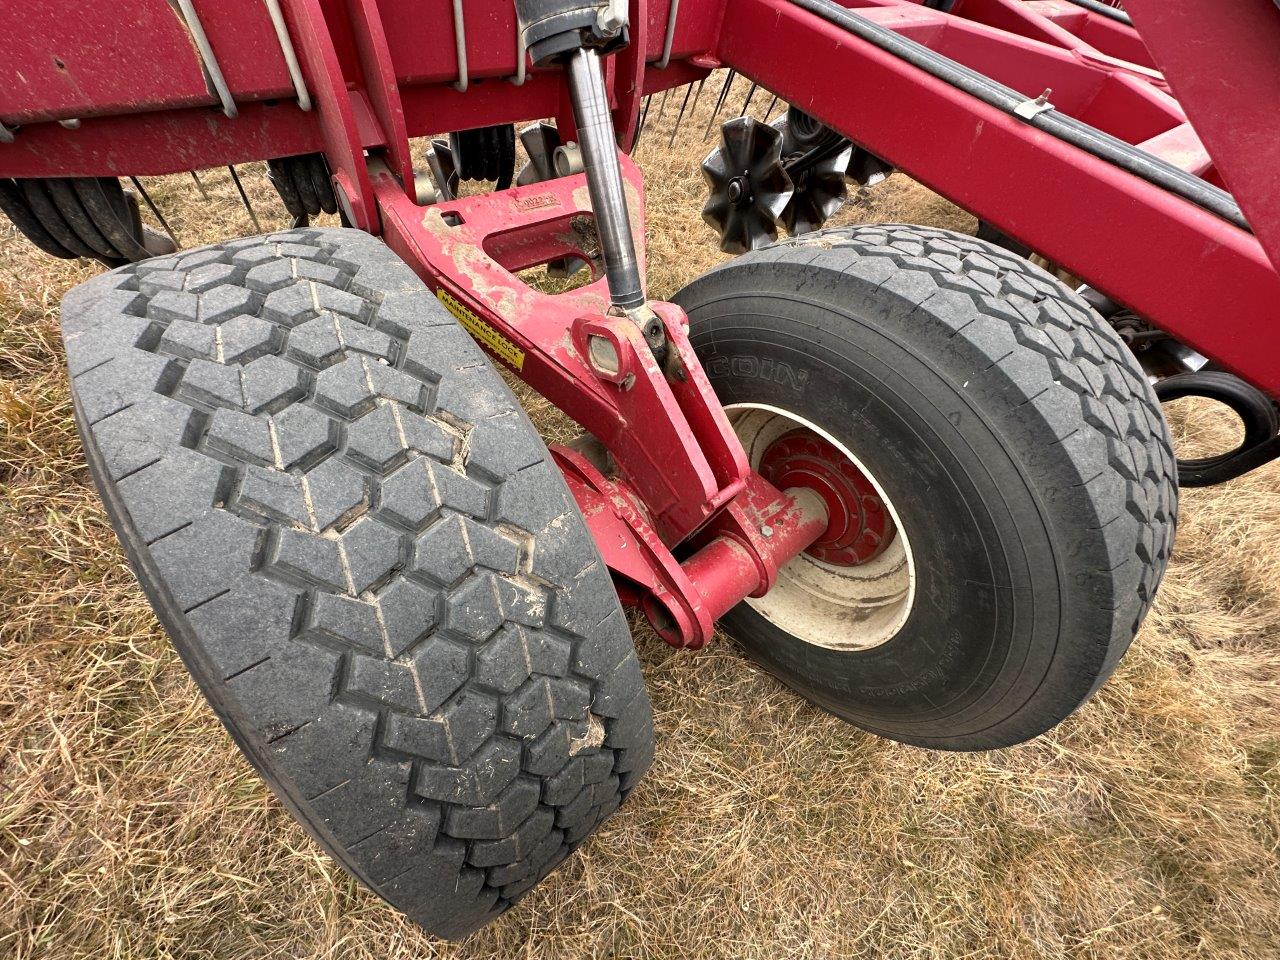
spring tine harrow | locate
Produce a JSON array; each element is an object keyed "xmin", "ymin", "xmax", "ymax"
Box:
[
  {"xmin": 189, "ymin": 170, "xmax": 210, "ymax": 200},
  {"xmin": 669, "ymin": 83, "xmax": 696, "ymax": 147},
  {"xmin": 657, "ymin": 88, "xmax": 671, "ymax": 120},
  {"xmin": 226, "ymin": 165, "xmax": 261, "ymax": 232},
  {"xmin": 635, "ymin": 95, "xmax": 652, "ymax": 146},
  {"xmin": 128, "ymin": 176, "xmax": 179, "ymax": 248},
  {"xmin": 688, "ymin": 77, "xmax": 707, "ymax": 117},
  {"xmin": 703, "ymin": 69, "xmax": 737, "ymax": 140},
  {"xmin": 738, "ymin": 82, "xmax": 759, "ymax": 119}
]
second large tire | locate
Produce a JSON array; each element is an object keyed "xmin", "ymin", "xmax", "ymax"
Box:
[
  {"xmin": 61, "ymin": 228, "xmax": 653, "ymax": 938},
  {"xmin": 676, "ymin": 224, "xmax": 1178, "ymax": 750}
]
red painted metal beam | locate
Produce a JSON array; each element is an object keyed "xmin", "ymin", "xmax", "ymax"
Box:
[
  {"xmin": 964, "ymin": 0, "xmax": 1158, "ymax": 75},
  {"xmin": 1122, "ymin": 0, "xmax": 1280, "ymax": 274},
  {"xmin": 0, "ymin": 101, "xmax": 324, "ymax": 178},
  {"xmin": 717, "ymin": 0, "xmax": 1280, "ymax": 397},
  {"xmin": 1138, "ymin": 123, "xmax": 1211, "ymax": 178},
  {"xmin": 280, "ymin": 0, "xmax": 377, "ymax": 231},
  {"xmin": 370, "ymin": 156, "xmax": 749, "ymax": 546},
  {"xmin": 345, "ymin": 0, "xmax": 414, "ymax": 191},
  {"xmin": 0, "ymin": 0, "xmax": 295, "ymax": 124},
  {"xmin": 856, "ymin": 4, "xmax": 1180, "ymax": 142}
]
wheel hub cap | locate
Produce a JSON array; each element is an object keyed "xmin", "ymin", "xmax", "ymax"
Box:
[
  {"xmin": 759, "ymin": 429, "xmax": 896, "ymax": 566},
  {"xmin": 727, "ymin": 404, "xmax": 916, "ymax": 652}
]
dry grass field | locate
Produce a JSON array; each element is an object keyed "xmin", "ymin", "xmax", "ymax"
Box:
[{"xmin": 3, "ymin": 84, "xmax": 1279, "ymax": 960}]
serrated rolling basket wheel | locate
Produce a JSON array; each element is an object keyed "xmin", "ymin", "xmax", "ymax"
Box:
[
  {"xmin": 772, "ymin": 114, "xmax": 853, "ymax": 236},
  {"xmin": 60, "ymin": 228, "xmax": 654, "ymax": 939},
  {"xmin": 675, "ymin": 224, "xmax": 1178, "ymax": 751},
  {"xmin": 701, "ymin": 116, "xmax": 794, "ymax": 254}
]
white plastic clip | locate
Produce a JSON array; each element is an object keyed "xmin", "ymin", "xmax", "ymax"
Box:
[{"xmin": 1013, "ymin": 88, "xmax": 1055, "ymax": 121}]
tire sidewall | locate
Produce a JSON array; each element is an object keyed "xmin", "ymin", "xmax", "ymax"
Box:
[{"xmin": 681, "ymin": 258, "xmax": 1108, "ymax": 749}]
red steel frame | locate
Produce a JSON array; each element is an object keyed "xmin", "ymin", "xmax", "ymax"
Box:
[{"xmin": 2, "ymin": 0, "xmax": 1278, "ymax": 645}]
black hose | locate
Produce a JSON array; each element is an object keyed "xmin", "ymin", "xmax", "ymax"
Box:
[
  {"xmin": 787, "ymin": 0, "xmax": 1250, "ymax": 232},
  {"xmin": 784, "ymin": 129, "xmax": 852, "ymax": 179},
  {"xmin": 1155, "ymin": 370, "xmax": 1280, "ymax": 486},
  {"xmin": 1060, "ymin": 0, "xmax": 1131, "ymax": 26}
]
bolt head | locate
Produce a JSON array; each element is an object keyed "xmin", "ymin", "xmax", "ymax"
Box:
[{"xmin": 597, "ymin": 6, "xmax": 626, "ymax": 35}]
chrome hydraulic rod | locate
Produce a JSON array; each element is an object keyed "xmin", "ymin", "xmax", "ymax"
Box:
[{"xmin": 564, "ymin": 47, "xmax": 646, "ymax": 311}]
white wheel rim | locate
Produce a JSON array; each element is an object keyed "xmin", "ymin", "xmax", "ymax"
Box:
[{"xmin": 726, "ymin": 404, "xmax": 916, "ymax": 652}]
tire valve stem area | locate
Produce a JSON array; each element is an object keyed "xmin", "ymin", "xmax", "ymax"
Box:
[{"xmin": 758, "ymin": 428, "xmax": 895, "ymax": 566}]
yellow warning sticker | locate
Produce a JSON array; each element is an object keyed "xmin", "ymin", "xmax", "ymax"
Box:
[{"xmin": 436, "ymin": 289, "xmax": 525, "ymax": 371}]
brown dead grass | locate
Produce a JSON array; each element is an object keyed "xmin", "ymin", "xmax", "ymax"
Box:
[{"xmin": 2, "ymin": 81, "xmax": 1279, "ymax": 960}]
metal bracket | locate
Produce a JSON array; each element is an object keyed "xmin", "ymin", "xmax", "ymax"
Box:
[
  {"xmin": 371, "ymin": 154, "xmax": 749, "ymax": 545},
  {"xmin": 174, "ymin": 0, "xmax": 238, "ymax": 119},
  {"xmin": 263, "ymin": 0, "xmax": 313, "ymax": 110},
  {"xmin": 1013, "ymin": 88, "xmax": 1055, "ymax": 121}
]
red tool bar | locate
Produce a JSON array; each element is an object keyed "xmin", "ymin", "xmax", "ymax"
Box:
[
  {"xmin": 968, "ymin": 0, "xmax": 1159, "ymax": 78},
  {"xmin": 717, "ymin": 0, "xmax": 1280, "ymax": 397},
  {"xmin": 1122, "ymin": 0, "xmax": 1280, "ymax": 276},
  {"xmin": 0, "ymin": 0, "xmax": 296, "ymax": 124}
]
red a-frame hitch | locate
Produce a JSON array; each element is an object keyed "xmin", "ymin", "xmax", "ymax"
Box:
[{"xmin": 371, "ymin": 155, "xmax": 829, "ymax": 648}]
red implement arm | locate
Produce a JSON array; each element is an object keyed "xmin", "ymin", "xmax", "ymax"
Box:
[{"xmin": 714, "ymin": 0, "xmax": 1280, "ymax": 394}]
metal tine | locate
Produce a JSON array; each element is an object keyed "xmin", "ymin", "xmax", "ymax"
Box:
[
  {"xmin": 129, "ymin": 176, "xmax": 180, "ymax": 248},
  {"xmin": 189, "ymin": 169, "xmax": 210, "ymax": 200},
  {"xmin": 635, "ymin": 95, "xmax": 653, "ymax": 147},
  {"xmin": 702, "ymin": 69, "xmax": 737, "ymax": 141},
  {"xmin": 668, "ymin": 82, "xmax": 696, "ymax": 148},
  {"xmin": 227, "ymin": 164, "xmax": 262, "ymax": 233},
  {"xmin": 737, "ymin": 82, "xmax": 759, "ymax": 119},
  {"xmin": 688, "ymin": 76, "xmax": 707, "ymax": 116},
  {"xmin": 657, "ymin": 87, "xmax": 671, "ymax": 120},
  {"xmin": 763, "ymin": 94, "xmax": 781, "ymax": 123}
]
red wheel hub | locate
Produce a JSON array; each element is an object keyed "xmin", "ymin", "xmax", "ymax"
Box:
[{"xmin": 758, "ymin": 429, "xmax": 895, "ymax": 566}]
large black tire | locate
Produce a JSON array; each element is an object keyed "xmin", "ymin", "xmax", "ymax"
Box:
[
  {"xmin": 61, "ymin": 228, "xmax": 653, "ymax": 938},
  {"xmin": 676, "ymin": 224, "xmax": 1177, "ymax": 750}
]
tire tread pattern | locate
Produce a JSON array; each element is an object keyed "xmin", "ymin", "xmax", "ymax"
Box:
[{"xmin": 61, "ymin": 228, "xmax": 653, "ymax": 939}]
